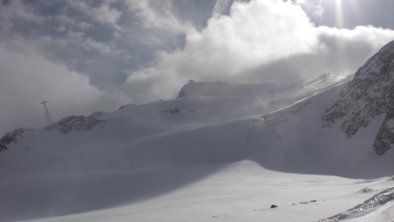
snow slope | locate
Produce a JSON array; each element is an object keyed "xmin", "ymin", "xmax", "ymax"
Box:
[
  {"xmin": 23, "ymin": 161, "xmax": 394, "ymax": 222},
  {"xmin": 1, "ymin": 42, "xmax": 394, "ymax": 221}
]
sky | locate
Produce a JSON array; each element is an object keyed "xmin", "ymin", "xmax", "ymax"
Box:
[{"xmin": 1, "ymin": 0, "xmax": 394, "ymax": 134}]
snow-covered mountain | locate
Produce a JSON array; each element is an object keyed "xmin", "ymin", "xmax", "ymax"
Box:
[
  {"xmin": 323, "ymin": 41, "xmax": 394, "ymax": 155},
  {"xmin": 1, "ymin": 42, "xmax": 394, "ymax": 222}
]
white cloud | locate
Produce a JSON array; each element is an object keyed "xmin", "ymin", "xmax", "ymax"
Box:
[
  {"xmin": 123, "ymin": 0, "xmax": 319, "ymax": 102},
  {"xmin": 123, "ymin": 0, "xmax": 394, "ymax": 104},
  {"xmin": 316, "ymin": 26, "xmax": 394, "ymax": 73},
  {"xmin": 243, "ymin": 26, "xmax": 394, "ymax": 83},
  {"xmin": 181, "ymin": 0, "xmax": 318, "ymax": 76},
  {"xmin": 318, "ymin": 25, "xmax": 394, "ymax": 50}
]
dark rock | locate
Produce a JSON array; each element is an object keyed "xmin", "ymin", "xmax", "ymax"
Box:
[
  {"xmin": 45, "ymin": 116, "xmax": 105, "ymax": 134},
  {"xmin": 270, "ymin": 204, "xmax": 278, "ymax": 209},
  {"xmin": 358, "ymin": 187, "xmax": 374, "ymax": 193},
  {"xmin": 0, "ymin": 128, "xmax": 26, "ymax": 152},
  {"xmin": 322, "ymin": 41, "xmax": 394, "ymax": 155}
]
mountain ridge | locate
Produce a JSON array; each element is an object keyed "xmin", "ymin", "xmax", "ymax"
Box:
[
  {"xmin": 1, "ymin": 42, "xmax": 394, "ymax": 222},
  {"xmin": 323, "ymin": 40, "xmax": 394, "ymax": 155}
]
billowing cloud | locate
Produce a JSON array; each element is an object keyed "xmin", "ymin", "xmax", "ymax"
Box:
[
  {"xmin": 124, "ymin": 0, "xmax": 394, "ymax": 103},
  {"xmin": 244, "ymin": 25, "xmax": 394, "ymax": 83},
  {"xmin": 125, "ymin": 0, "xmax": 320, "ymax": 102}
]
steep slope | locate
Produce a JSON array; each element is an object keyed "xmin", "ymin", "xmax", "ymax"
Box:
[{"xmin": 323, "ymin": 40, "xmax": 394, "ymax": 155}]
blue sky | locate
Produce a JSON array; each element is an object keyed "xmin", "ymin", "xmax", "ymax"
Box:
[{"xmin": 1, "ymin": 0, "xmax": 394, "ymax": 133}]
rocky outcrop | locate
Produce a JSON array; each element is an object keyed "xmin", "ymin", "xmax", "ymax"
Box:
[
  {"xmin": 45, "ymin": 115, "xmax": 105, "ymax": 134},
  {"xmin": 374, "ymin": 111, "xmax": 394, "ymax": 155},
  {"xmin": 0, "ymin": 115, "xmax": 105, "ymax": 151},
  {"xmin": 0, "ymin": 128, "xmax": 26, "ymax": 151},
  {"xmin": 322, "ymin": 41, "xmax": 394, "ymax": 155}
]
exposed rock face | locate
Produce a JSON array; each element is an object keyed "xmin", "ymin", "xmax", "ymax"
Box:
[
  {"xmin": 322, "ymin": 41, "xmax": 394, "ymax": 155},
  {"xmin": 45, "ymin": 115, "xmax": 105, "ymax": 134},
  {"xmin": 374, "ymin": 112, "xmax": 394, "ymax": 155},
  {"xmin": 0, "ymin": 128, "xmax": 26, "ymax": 151},
  {"xmin": 0, "ymin": 115, "xmax": 104, "ymax": 151}
]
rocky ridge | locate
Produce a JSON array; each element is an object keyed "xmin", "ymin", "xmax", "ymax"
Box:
[
  {"xmin": 0, "ymin": 128, "xmax": 27, "ymax": 151},
  {"xmin": 44, "ymin": 115, "xmax": 105, "ymax": 134},
  {"xmin": 323, "ymin": 41, "xmax": 394, "ymax": 155}
]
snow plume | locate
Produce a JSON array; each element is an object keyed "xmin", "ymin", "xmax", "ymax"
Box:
[
  {"xmin": 124, "ymin": 0, "xmax": 319, "ymax": 102},
  {"xmin": 124, "ymin": 0, "xmax": 394, "ymax": 103}
]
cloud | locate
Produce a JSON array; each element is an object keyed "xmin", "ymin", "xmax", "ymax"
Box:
[
  {"xmin": 124, "ymin": 0, "xmax": 321, "ymax": 102},
  {"xmin": 185, "ymin": 0, "xmax": 318, "ymax": 75},
  {"xmin": 0, "ymin": 40, "xmax": 124, "ymax": 134},
  {"xmin": 243, "ymin": 25, "xmax": 394, "ymax": 82},
  {"xmin": 212, "ymin": 0, "xmax": 233, "ymax": 17},
  {"xmin": 317, "ymin": 26, "xmax": 394, "ymax": 71},
  {"xmin": 296, "ymin": 0, "xmax": 324, "ymax": 17},
  {"xmin": 0, "ymin": 0, "xmax": 197, "ymax": 133},
  {"xmin": 125, "ymin": 0, "xmax": 191, "ymax": 35},
  {"xmin": 123, "ymin": 0, "xmax": 394, "ymax": 103},
  {"xmin": 1, "ymin": 0, "xmax": 394, "ymax": 133},
  {"xmin": 67, "ymin": 1, "xmax": 123, "ymax": 30},
  {"xmin": 0, "ymin": 0, "xmax": 198, "ymax": 90}
]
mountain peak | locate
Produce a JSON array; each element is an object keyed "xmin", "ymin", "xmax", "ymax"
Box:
[{"xmin": 323, "ymin": 40, "xmax": 394, "ymax": 155}]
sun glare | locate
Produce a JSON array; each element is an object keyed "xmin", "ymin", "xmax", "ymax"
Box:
[{"xmin": 334, "ymin": 0, "xmax": 344, "ymax": 28}]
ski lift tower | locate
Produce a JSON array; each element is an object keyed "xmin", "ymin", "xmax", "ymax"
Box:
[{"xmin": 40, "ymin": 100, "xmax": 52, "ymax": 125}]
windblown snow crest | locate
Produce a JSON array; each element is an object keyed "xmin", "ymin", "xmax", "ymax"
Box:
[{"xmin": 323, "ymin": 41, "xmax": 394, "ymax": 155}]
